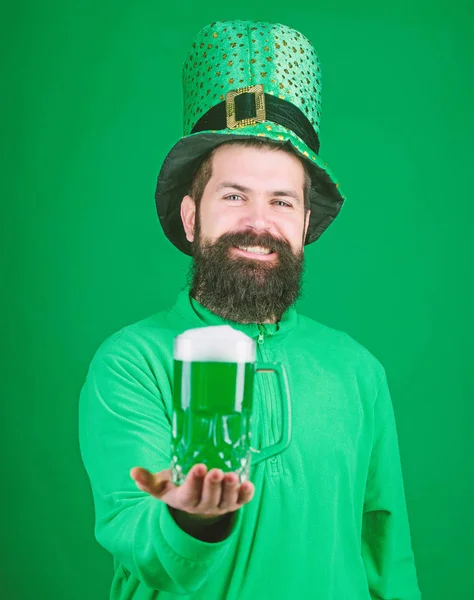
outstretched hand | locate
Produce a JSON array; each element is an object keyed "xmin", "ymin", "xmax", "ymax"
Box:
[{"xmin": 130, "ymin": 463, "xmax": 254, "ymax": 520}]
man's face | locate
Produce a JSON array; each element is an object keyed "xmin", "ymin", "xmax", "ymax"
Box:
[{"xmin": 181, "ymin": 143, "xmax": 311, "ymax": 323}]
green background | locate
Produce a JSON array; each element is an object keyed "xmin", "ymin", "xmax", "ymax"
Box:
[{"xmin": 3, "ymin": 1, "xmax": 473, "ymax": 598}]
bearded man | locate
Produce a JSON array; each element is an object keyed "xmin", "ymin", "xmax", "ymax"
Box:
[{"xmin": 79, "ymin": 19, "xmax": 421, "ymax": 600}]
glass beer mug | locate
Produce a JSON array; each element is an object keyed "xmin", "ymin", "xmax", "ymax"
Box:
[{"xmin": 170, "ymin": 325, "xmax": 291, "ymax": 485}]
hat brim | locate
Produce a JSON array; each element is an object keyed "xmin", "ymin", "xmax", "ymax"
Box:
[{"xmin": 155, "ymin": 122, "xmax": 345, "ymax": 256}]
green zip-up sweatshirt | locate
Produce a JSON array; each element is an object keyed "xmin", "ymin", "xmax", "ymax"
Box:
[{"xmin": 78, "ymin": 285, "xmax": 421, "ymax": 600}]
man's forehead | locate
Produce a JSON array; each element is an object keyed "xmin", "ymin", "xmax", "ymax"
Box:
[{"xmin": 212, "ymin": 144, "xmax": 304, "ymax": 180}]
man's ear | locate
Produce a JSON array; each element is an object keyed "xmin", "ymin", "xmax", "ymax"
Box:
[
  {"xmin": 303, "ymin": 209, "xmax": 311, "ymax": 242},
  {"xmin": 181, "ymin": 195, "xmax": 196, "ymax": 243}
]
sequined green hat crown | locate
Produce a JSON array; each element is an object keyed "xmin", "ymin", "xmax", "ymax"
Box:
[{"xmin": 155, "ymin": 20, "xmax": 345, "ymax": 255}]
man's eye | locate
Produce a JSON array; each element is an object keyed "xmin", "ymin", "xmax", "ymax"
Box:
[
  {"xmin": 273, "ymin": 200, "xmax": 292, "ymax": 208},
  {"xmin": 224, "ymin": 194, "xmax": 243, "ymax": 201}
]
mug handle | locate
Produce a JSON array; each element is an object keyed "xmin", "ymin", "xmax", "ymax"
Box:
[{"xmin": 250, "ymin": 362, "xmax": 292, "ymax": 464}]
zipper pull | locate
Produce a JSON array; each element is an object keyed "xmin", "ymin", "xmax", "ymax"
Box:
[{"xmin": 257, "ymin": 325, "xmax": 265, "ymax": 345}]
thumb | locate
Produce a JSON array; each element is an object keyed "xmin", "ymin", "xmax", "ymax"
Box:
[
  {"xmin": 130, "ymin": 466, "xmax": 153, "ymax": 484},
  {"xmin": 130, "ymin": 467, "xmax": 174, "ymax": 497}
]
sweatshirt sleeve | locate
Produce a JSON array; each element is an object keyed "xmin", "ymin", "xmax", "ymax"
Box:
[
  {"xmin": 78, "ymin": 337, "xmax": 242, "ymax": 595},
  {"xmin": 361, "ymin": 371, "xmax": 422, "ymax": 600}
]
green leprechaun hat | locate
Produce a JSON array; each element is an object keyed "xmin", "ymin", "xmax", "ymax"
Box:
[{"xmin": 155, "ymin": 20, "xmax": 345, "ymax": 255}]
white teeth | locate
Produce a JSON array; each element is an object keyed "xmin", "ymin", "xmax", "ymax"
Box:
[{"xmin": 238, "ymin": 246, "xmax": 271, "ymax": 255}]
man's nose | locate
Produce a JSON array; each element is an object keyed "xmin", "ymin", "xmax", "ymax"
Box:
[{"xmin": 242, "ymin": 201, "xmax": 273, "ymax": 232}]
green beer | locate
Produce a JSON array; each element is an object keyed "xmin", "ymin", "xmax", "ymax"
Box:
[
  {"xmin": 170, "ymin": 325, "xmax": 292, "ymax": 485},
  {"xmin": 171, "ymin": 360, "xmax": 255, "ymax": 484}
]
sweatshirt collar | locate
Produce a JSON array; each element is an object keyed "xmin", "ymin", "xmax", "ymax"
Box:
[{"xmin": 170, "ymin": 285, "xmax": 297, "ymax": 343}]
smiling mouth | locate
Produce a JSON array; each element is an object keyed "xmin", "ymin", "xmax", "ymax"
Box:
[{"xmin": 232, "ymin": 246, "xmax": 278, "ymax": 261}]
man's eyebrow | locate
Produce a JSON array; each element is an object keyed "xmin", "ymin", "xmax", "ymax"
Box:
[
  {"xmin": 215, "ymin": 182, "xmax": 302, "ymax": 203},
  {"xmin": 216, "ymin": 182, "xmax": 251, "ymax": 193}
]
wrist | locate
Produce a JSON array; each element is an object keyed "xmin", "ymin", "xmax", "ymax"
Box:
[{"xmin": 169, "ymin": 507, "xmax": 235, "ymax": 542}]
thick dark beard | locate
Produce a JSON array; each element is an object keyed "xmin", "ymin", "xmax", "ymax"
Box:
[{"xmin": 187, "ymin": 226, "xmax": 305, "ymax": 324}]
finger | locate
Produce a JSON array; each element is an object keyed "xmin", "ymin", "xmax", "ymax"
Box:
[
  {"xmin": 237, "ymin": 480, "xmax": 255, "ymax": 505},
  {"xmin": 130, "ymin": 467, "xmax": 154, "ymax": 486},
  {"xmin": 130, "ymin": 467, "xmax": 174, "ymax": 498},
  {"xmin": 198, "ymin": 469, "xmax": 224, "ymax": 512},
  {"xmin": 179, "ymin": 464, "xmax": 208, "ymax": 508},
  {"xmin": 218, "ymin": 472, "xmax": 240, "ymax": 510}
]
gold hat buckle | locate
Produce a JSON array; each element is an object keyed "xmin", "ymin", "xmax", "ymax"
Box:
[{"xmin": 225, "ymin": 84, "xmax": 266, "ymax": 129}]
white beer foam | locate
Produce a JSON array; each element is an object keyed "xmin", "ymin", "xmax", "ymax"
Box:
[{"xmin": 174, "ymin": 325, "xmax": 256, "ymax": 363}]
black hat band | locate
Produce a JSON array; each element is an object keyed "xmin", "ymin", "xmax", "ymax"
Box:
[{"xmin": 190, "ymin": 87, "xmax": 320, "ymax": 155}]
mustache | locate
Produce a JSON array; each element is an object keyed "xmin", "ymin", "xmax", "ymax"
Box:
[{"xmin": 206, "ymin": 230, "xmax": 292, "ymax": 254}]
